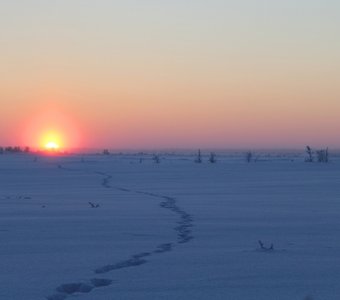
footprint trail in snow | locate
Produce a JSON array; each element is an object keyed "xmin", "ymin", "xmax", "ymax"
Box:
[{"xmin": 46, "ymin": 165, "xmax": 194, "ymax": 300}]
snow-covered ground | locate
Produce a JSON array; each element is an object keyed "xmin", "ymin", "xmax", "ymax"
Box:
[{"xmin": 1, "ymin": 152, "xmax": 340, "ymax": 300}]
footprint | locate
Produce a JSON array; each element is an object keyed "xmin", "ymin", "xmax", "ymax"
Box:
[
  {"xmin": 90, "ymin": 278, "xmax": 113, "ymax": 287},
  {"xmin": 56, "ymin": 283, "xmax": 93, "ymax": 294},
  {"xmin": 95, "ymin": 256, "xmax": 147, "ymax": 274},
  {"xmin": 132, "ymin": 252, "xmax": 151, "ymax": 259},
  {"xmin": 154, "ymin": 243, "xmax": 173, "ymax": 253}
]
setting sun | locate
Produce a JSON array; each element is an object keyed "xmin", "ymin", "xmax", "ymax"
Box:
[
  {"xmin": 40, "ymin": 131, "xmax": 63, "ymax": 151},
  {"xmin": 20, "ymin": 108, "xmax": 82, "ymax": 151},
  {"xmin": 45, "ymin": 141, "xmax": 60, "ymax": 150}
]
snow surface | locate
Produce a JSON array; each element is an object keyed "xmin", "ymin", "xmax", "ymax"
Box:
[{"xmin": 1, "ymin": 152, "xmax": 340, "ymax": 299}]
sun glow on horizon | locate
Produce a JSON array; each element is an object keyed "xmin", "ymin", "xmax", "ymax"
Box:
[
  {"xmin": 20, "ymin": 108, "xmax": 82, "ymax": 151},
  {"xmin": 45, "ymin": 141, "xmax": 60, "ymax": 150},
  {"xmin": 40, "ymin": 131, "xmax": 63, "ymax": 151}
]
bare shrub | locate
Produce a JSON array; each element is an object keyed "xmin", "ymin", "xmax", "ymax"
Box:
[
  {"xmin": 305, "ymin": 146, "xmax": 313, "ymax": 162},
  {"xmin": 209, "ymin": 152, "xmax": 216, "ymax": 163},
  {"xmin": 246, "ymin": 152, "xmax": 253, "ymax": 163},
  {"xmin": 195, "ymin": 149, "xmax": 202, "ymax": 163},
  {"xmin": 316, "ymin": 148, "xmax": 329, "ymax": 163},
  {"xmin": 102, "ymin": 149, "xmax": 110, "ymax": 155},
  {"xmin": 153, "ymin": 154, "xmax": 160, "ymax": 164}
]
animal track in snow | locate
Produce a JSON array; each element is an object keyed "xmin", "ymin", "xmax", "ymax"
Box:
[
  {"xmin": 48, "ymin": 164, "xmax": 194, "ymax": 299},
  {"xmin": 90, "ymin": 278, "xmax": 113, "ymax": 287},
  {"xmin": 154, "ymin": 243, "xmax": 173, "ymax": 253},
  {"xmin": 47, "ymin": 278, "xmax": 113, "ymax": 300},
  {"xmin": 95, "ymin": 256, "xmax": 148, "ymax": 274}
]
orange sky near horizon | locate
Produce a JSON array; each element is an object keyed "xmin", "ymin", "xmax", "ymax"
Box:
[{"xmin": 1, "ymin": 1, "xmax": 340, "ymax": 150}]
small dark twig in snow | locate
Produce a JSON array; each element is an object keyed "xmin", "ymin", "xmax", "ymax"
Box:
[
  {"xmin": 258, "ymin": 240, "xmax": 274, "ymax": 251},
  {"xmin": 88, "ymin": 202, "xmax": 100, "ymax": 208}
]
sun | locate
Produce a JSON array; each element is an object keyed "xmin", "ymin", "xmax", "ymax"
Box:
[
  {"xmin": 45, "ymin": 141, "xmax": 60, "ymax": 150},
  {"xmin": 40, "ymin": 131, "xmax": 63, "ymax": 151},
  {"xmin": 22, "ymin": 110, "xmax": 81, "ymax": 152}
]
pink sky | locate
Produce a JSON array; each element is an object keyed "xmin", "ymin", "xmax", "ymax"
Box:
[{"xmin": 1, "ymin": 1, "xmax": 339, "ymax": 150}]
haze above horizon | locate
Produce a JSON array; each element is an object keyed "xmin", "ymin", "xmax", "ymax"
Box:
[{"xmin": 1, "ymin": 1, "xmax": 339, "ymax": 149}]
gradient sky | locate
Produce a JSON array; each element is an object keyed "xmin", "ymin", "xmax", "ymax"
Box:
[{"xmin": 1, "ymin": 0, "xmax": 339, "ymax": 149}]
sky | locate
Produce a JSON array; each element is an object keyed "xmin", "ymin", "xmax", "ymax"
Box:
[{"xmin": 0, "ymin": 0, "xmax": 339, "ymax": 150}]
